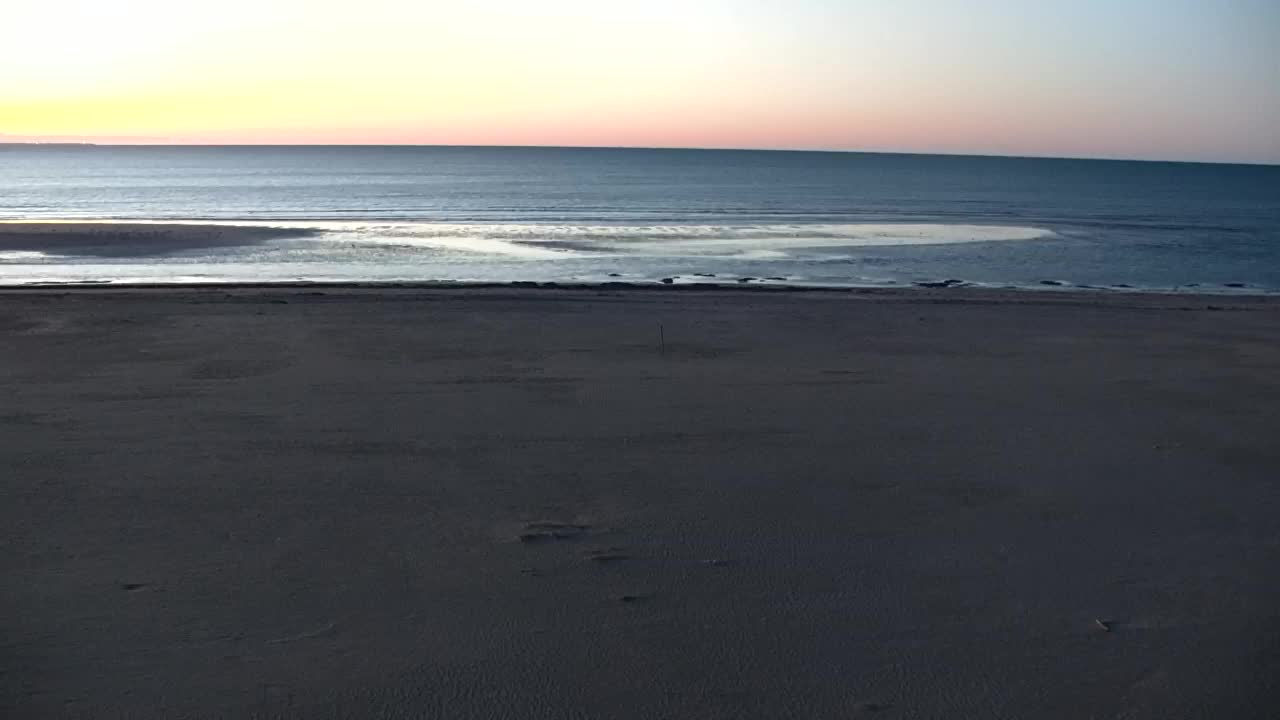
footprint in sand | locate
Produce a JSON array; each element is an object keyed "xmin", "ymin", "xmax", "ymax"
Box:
[
  {"xmin": 517, "ymin": 521, "xmax": 591, "ymax": 544},
  {"xmin": 586, "ymin": 548, "xmax": 631, "ymax": 564}
]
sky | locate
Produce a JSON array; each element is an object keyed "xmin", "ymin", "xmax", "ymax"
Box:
[{"xmin": 2, "ymin": 0, "xmax": 1277, "ymax": 163}]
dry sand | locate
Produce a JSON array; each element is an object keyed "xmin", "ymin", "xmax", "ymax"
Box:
[{"xmin": 2, "ymin": 286, "xmax": 1278, "ymax": 719}]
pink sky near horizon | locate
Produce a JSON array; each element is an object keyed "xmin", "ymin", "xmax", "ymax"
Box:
[{"xmin": 5, "ymin": 113, "xmax": 1246, "ymax": 165}]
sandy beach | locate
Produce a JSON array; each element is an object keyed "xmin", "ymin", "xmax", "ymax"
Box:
[
  {"xmin": 2, "ymin": 285, "xmax": 1278, "ymax": 719},
  {"xmin": 0, "ymin": 222, "xmax": 315, "ymax": 258}
]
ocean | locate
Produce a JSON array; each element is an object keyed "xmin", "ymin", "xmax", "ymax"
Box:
[{"xmin": 1, "ymin": 145, "xmax": 1277, "ymax": 291}]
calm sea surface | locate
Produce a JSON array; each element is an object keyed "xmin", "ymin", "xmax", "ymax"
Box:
[{"xmin": 1, "ymin": 145, "xmax": 1277, "ymax": 290}]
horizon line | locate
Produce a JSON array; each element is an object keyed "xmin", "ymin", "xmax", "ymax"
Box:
[{"xmin": 1, "ymin": 141, "xmax": 1275, "ymax": 168}]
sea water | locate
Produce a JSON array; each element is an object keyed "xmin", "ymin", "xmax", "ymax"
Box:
[{"xmin": 1, "ymin": 145, "xmax": 1276, "ymax": 291}]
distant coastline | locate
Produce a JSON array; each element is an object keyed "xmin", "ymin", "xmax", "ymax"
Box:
[{"xmin": 0, "ymin": 142, "xmax": 97, "ymax": 149}]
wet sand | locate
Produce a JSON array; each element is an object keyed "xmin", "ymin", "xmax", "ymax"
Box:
[
  {"xmin": 2, "ymin": 286, "xmax": 1279, "ymax": 718},
  {"xmin": 0, "ymin": 222, "xmax": 314, "ymax": 258}
]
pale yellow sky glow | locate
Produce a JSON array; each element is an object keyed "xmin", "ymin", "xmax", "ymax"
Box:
[{"xmin": 2, "ymin": 0, "xmax": 1277, "ymax": 162}]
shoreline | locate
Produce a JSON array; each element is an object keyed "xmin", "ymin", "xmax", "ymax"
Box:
[
  {"xmin": 3, "ymin": 221, "xmax": 1275, "ymax": 296},
  {"xmin": 2, "ymin": 280, "xmax": 1278, "ymax": 307}
]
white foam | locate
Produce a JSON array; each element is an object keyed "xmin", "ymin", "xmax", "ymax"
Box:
[
  {"xmin": 315, "ymin": 225, "xmax": 568, "ymax": 258},
  {"xmin": 0, "ymin": 250, "xmax": 51, "ymax": 261},
  {"xmin": 300, "ymin": 221, "xmax": 1051, "ymax": 260},
  {"xmin": 3, "ymin": 219, "xmax": 1049, "ymax": 260}
]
